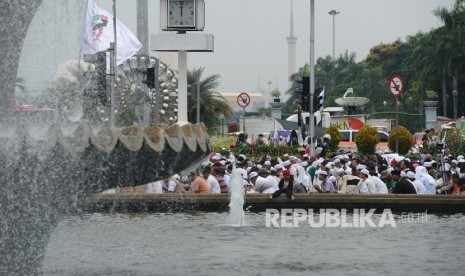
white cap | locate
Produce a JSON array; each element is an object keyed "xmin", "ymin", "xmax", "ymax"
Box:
[
  {"xmin": 400, "ymin": 171, "xmax": 407, "ymax": 178},
  {"xmin": 283, "ymin": 160, "xmax": 291, "ymax": 167},
  {"xmin": 301, "ymin": 161, "xmax": 308, "ymax": 167},
  {"xmin": 345, "ymin": 167, "xmax": 353, "ymax": 175},
  {"xmin": 329, "ymin": 176, "xmax": 337, "ymax": 183},
  {"xmin": 172, "ymin": 174, "xmax": 180, "ymax": 180},
  {"xmin": 325, "ymin": 163, "xmax": 333, "ymax": 170},
  {"xmin": 256, "ymin": 164, "xmax": 262, "ymax": 169},
  {"xmin": 361, "ymin": 169, "xmax": 370, "ymax": 176},
  {"xmin": 318, "ymin": 170, "xmax": 328, "ymax": 176},
  {"xmin": 303, "ymin": 154, "xmax": 309, "ymax": 158},
  {"xmin": 249, "ymin": 172, "xmax": 258, "ymax": 179},
  {"xmin": 457, "ymin": 155, "xmax": 464, "ymax": 160},
  {"xmin": 274, "ymin": 164, "xmax": 283, "ymax": 170},
  {"xmin": 424, "ymin": 162, "xmax": 432, "ymax": 167},
  {"xmin": 264, "ymin": 161, "xmax": 271, "ymax": 166},
  {"xmin": 333, "ymin": 158, "xmax": 341, "ymax": 164},
  {"xmin": 356, "ymin": 164, "xmax": 366, "ymax": 170},
  {"xmin": 452, "ymin": 160, "xmax": 458, "ymax": 165},
  {"xmin": 336, "ymin": 168, "xmax": 345, "ymax": 175}
]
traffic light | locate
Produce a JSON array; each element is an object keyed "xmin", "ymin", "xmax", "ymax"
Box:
[
  {"xmin": 144, "ymin": 67, "xmax": 156, "ymax": 89},
  {"xmin": 312, "ymin": 86, "xmax": 324, "ymax": 113},
  {"xmin": 143, "ymin": 58, "xmax": 158, "ymax": 89},
  {"xmin": 295, "ymin": 76, "xmax": 310, "ymax": 112},
  {"xmin": 82, "ymin": 51, "xmax": 108, "ymax": 105}
]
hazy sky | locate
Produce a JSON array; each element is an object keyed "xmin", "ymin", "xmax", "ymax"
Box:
[{"xmin": 19, "ymin": 0, "xmax": 455, "ymax": 97}]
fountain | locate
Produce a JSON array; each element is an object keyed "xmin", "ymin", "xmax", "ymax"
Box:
[
  {"xmin": 228, "ymin": 164, "xmax": 245, "ymax": 226},
  {"xmin": 0, "ymin": 1, "xmax": 209, "ymax": 275},
  {"xmin": 334, "ymin": 88, "xmax": 370, "ymax": 115}
]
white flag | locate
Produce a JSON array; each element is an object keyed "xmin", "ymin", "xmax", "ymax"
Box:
[{"xmin": 81, "ymin": 0, "xmax": 142, "ymax": 65}]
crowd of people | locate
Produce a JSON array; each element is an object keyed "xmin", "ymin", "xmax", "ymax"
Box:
[{"xmin": 123, "ymin": 146, "xmax": 465, "ymax": 197}]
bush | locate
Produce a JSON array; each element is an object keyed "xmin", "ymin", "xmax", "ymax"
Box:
[
  {"xmin": 388, "ymin": 125, "xmax": 413, "ymax": 155},
  {"xmin": 326, "ymin": 125, "xmax": 341, "ymax": 152},
  {"xmin": 355, "ymin": 125, "xmax": 380, "ymax": 156}
]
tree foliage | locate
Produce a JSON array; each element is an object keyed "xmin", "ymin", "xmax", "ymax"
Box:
[
  {"xmin": 355, "ymin": 125, "xmax": 380, "ymax": 156},
  {"xmin": 325, "ymin": 125, "xmax": 341, "ymax": 152},
  {"xmin": 388, "ymin": 125, "xmax": 413, "ymax": 155},
  {"xmin": 284, "ymin": 0, "xmax": 465, "ymax": 128},
  {"xmin": 187, "ymin": 67, "xmax": 231, "ymax": 132}
]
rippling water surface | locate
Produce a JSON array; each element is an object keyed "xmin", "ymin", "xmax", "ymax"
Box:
[{"xmin": 43, "ymin": 212, "xmax": 464, "ymax": 276}]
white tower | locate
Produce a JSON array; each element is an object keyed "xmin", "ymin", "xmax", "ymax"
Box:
[{"xmin": 286, "ymin": 0, "xmax": 297, "ymax": 89}]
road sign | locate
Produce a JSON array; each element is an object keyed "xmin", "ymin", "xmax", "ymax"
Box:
[
  {"xmin": 237, "ymin": 92, "xmax": 251, "ymax": 108},
  {"xmin": 389, "ymin": 74, "xmax": 404, "ymax": 98}
]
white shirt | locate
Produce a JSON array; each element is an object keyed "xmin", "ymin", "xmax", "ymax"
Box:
[
  {"xmin": 359, "ymin": 178, "xmax": 376, "ymax": 193},
  {"xmin": 411, "ymin": 179, "xmax": 427, "ymax": 195},
  {"xmin": 207, "ymin": 174, "xmax": 221, "ymax": 194},
  {"xmin": 167, "ymin": 180, "xmax": 176, "ymax": 192},
  {"xmin": 146, "ymin": 181, "xmax": 163, "ymax": 194},
  {"xmin": 370, "ymin": 176, "xmax": 388, "ymax": 194}
]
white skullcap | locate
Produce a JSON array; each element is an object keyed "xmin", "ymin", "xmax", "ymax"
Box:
[
  {"xmin": 424, "ymin": 162, "xmax": 432, "ymax": 167},
  {"xmin": 452, "ymin": 160, "xmax": 458, "ymax": 165},
  {"xmin": 345, "ymin": 168, "xmax": 352, "ymax": 175},
  {"xmin": 249, "ymin": 172, "xmax": 258, "ymax": 179},
  {"xmin": 361, "ymin": 169, "xmax": 370, "ymax": 176},
  {"xmin": 319, "ymin": 170, "xmax": 328, "ymax": 176},
  {"xmin": 325, "ymin": 163, "xmax": 333, "ymax": 169},
  {"xmin": 457, "ymin": 155, "xmax": 464, "ymax": 160},
  {"xmin": 333, "ymin": 158, "xmax": 341, "ymax": 164},
  {"xmin": 303, "ymin": 154, "xmax": 309, "ymax": 158},
  {"xmin": 264, "ymin": 161, "xmax": 271, "ymax": 166},
  {"xmin": 329, "ymin": 176, "xmax": 337, "ymax": 182},
  {"xmin": 337, "ymin": 168, "xmax": 345, "ymax": 174},
  {"xmin": 301, "ymin": 161, "xmax": 308, "ymax": 167},
  {"xmin": 400, "ymin": 171, "xmax": 407, "ymax": 178},
  {"xmin": 283, "ymin": 160, "xmax": 291, "ymax": 167},
  {"xmin": 274, "ymin": 164, "xmax": 283, "ymax": 170},
  {"xmin": 172, "ymin": 174, "xmax": 180, "ymax": 180},
  {"xmin": 356, "ymin": 164, "xmax": 366, "ymax": 170}
]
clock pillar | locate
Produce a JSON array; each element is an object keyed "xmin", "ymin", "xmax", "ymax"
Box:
[{"xmin": 178, "ymin": 50, "xmax": 188, "ymax": 122}]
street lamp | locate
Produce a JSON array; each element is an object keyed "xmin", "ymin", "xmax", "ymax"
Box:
[
  {"xmin": 328, "ymin": 9, "xmax": 340, "ymax": 60},
  {"xmin": 267, "ymin": 81, "xmax": 272, "ymax": 108}
]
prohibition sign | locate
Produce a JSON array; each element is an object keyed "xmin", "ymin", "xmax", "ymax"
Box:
[
  {"xmin": 389, "ymin": 74, "xmax": 404, "ymax": 98},
  {"xmin": 237, "ymin": 92, "xmax": 251, "ymax": 108}
]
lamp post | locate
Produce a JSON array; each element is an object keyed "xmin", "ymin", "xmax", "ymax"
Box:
[
  {"xmin": 267, "ymin": 81, "xmax": 272, "ymax": 108},
  {"xmin": 328, "ymin": 9, "xmax": 340, "ymax": 60}
]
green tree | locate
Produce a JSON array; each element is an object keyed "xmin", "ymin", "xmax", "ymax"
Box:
[
  {"xmin": 187, "ymin": 67, "xmax": 231, "ymax": 132},
  {"xmin": 388, "ymin": 125, "xmax": 413, "ymax": 155},
  {"xmin": 355, "ymin": 125, "xmax": 379, "ymax": 156}
]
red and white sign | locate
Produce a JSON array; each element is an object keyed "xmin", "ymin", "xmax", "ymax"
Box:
[
  {"xmin": 389, "ymin": 74, "xmax": 404, "ymax": 98},
  {"xmin": 237, "ymin": 92, "xmax": 251, "ymax": 108}
]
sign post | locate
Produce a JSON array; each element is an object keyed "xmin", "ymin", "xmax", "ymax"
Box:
[
  {"xmin": 389, "ymin": 74, "xmax": 405, "ymax": 153},
  {"xmin": 237, "ymin": 92, "xmax": 251, "ymax": 134}
]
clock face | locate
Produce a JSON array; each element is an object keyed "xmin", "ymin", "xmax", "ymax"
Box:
[{"xmin": 168, "ymin": 0, "xmax": 196, "ymax": 28}]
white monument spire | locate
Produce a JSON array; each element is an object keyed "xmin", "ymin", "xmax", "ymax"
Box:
[{"xmin": 286, "ymin": 0, "xmax": 297, "ymax": 89}]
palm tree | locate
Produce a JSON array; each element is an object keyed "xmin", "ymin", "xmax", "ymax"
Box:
[
  {"xmin": 187, "ymin": 67, "xmax": 231, "ymax": 132},
  {"xmin": 434, "ymin": 0, "xmax": 465, "ymax": 118}
]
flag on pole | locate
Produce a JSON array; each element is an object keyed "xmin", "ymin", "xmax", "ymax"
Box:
[
  {"xmin": 81, "ymin": 0, "xmax": 142, "ymax": 65},
  {"xmin": 318, "ymin": 87, "xmax": 325, "ymax": 110}
]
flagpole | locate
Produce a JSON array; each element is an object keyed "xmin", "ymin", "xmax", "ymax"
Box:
[{"xmin": 110, "ymin": 0, "xmax": 117, "ymax": 128}]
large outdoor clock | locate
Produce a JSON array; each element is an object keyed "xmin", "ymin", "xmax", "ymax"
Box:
[{"xmin": 161, "ymin": 0, "xmax": 205, "ymax": 31}]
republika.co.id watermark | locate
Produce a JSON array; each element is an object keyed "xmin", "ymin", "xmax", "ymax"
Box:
[{"xmin": 265, "ymin": 208, "xmax": 428, "ymax": 228}]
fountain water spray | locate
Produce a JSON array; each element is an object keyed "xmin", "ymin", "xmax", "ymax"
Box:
[{"xmin": 228, "ymin": 163, "xmax": 245, "ymax": 226}]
